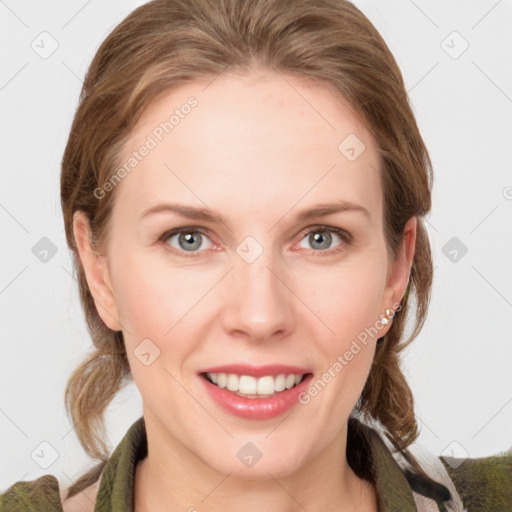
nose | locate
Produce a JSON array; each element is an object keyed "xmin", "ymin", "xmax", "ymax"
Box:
[{"xmin": 221, "ymin": 246, "xmax": 296, "ymax": 343}]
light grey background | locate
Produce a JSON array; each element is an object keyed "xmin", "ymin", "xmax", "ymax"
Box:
[{"xmin": 1, "ymin": 0, "xmax": 511, "ymax": 491}]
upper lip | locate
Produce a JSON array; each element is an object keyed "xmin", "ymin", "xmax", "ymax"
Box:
[{"xmin": 198, "ymin": 364, "xmax": 313, "ymax": 378}]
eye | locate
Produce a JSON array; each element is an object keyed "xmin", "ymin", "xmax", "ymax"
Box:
[
  {"xmin": 297, "ymin": 225, "xmax": 352, "ymax": 255},
  {"xmin": 159, "ymin": 228, "xmax": 214, "ymax": 257}
]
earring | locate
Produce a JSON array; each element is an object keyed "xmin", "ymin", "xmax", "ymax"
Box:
[{"xmin": 380, "ymin": 308, "xmax": 394, "ymax": 325}]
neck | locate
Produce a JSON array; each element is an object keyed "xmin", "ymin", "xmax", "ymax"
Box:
[{"xmin": 133, "ymin": 418, "xmax": 377, "ymax": 512}]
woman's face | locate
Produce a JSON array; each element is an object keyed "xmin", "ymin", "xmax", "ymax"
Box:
[{"xmin": 76, "ymin": 68, "xmax": 415, "ymax": 478}]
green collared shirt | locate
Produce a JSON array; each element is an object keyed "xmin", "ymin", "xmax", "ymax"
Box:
[{"xmin": 1, "ymin": 416, "xmax": 511, "ymax": 511}]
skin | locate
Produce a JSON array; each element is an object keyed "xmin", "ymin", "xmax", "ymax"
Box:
[{"xmin": 73, "ymin": 67, "xmax": 416, "ymax": 511}]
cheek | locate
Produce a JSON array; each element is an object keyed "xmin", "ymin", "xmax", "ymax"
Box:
[
  {"xmin": 299, "ymin": 269, "xmax": 382, "ymax": 418},
  {"xmin": 293, "ymin": 257, "xmax": 386, "ymax": 406},
  {"xmin": 296, "ymin": 258, "xmax": 387, "ymax": 342},
  {"xmin": 110, "ymin": 252, "xmax": 219, "ymax": 379},
  {"xmin": 114, "ymin": 267, "xmax": 167, "ymax": 336},
  {"xmin": 111, "ymin": 251, "xmax": 195, "ymax": 334},
  {"xmin": 112, "ymin": 256, "xmax": 196, "ymax": 388}
]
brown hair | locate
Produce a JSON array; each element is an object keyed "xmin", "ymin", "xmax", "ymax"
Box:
[{"xmin": 61, "ymin": 0, "xmax": 441, "ymax": 500}]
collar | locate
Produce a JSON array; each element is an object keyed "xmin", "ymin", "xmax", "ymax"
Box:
[{"xmin": 94, "ymin": 415, "xmax": 418, "ymax": 511}]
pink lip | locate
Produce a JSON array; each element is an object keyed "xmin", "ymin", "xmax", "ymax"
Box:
[
  {"xmin": 198, "ymin": 372, "xmax": 314, "ymax": 420},
  {"xmin": 197, "ymin": 363, "xmax": 312, "ymax": 378}
]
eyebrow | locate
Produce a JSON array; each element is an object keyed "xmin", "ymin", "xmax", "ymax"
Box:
[{"xmin": 140, "ymin": 200, "xmax": 371, "ymax": 224}]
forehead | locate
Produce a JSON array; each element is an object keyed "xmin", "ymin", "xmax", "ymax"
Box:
[{"xmin": 112, "ymin": 69, "xmax": 382, "ymax": 225}]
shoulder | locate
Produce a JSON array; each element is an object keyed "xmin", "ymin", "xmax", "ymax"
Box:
[
  {"xmin": 0, "ymin": 474, "xmax": 100, "ymax": 512},
  {"xmin": 0, "ymin": 474, "xmax": 63, "ymax": 512},
  {"xmin": 440, "ymin": 452, "xmax": 512, "ymax": 510}
]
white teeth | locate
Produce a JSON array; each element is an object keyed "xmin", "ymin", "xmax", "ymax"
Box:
[{"xmin": 205, "ymin": 372, "xmax": 306, "ymax": 396}]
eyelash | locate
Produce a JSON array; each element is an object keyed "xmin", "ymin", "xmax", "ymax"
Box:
[{"xmin": 158, "ymin": 225, "xmax": 353, "ymax": 258}]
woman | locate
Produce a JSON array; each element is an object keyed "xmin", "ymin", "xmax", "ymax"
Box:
[{"xmin": 1, "ymin": 0, "xmax": 510, "ymax": 511}]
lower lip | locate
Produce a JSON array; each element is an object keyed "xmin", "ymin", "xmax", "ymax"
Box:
[{"xmin": 199, "ymin": 373, "xmax": 313, "ymax": 420}]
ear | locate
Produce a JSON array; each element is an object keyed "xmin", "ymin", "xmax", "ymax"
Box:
[
  {"xmin": 72, "ymin": 210, "xmax": 122, "ymax": 331},
  {"xmin": 379, "ymin": 216, "xmax": 417, "ymax": 332}
]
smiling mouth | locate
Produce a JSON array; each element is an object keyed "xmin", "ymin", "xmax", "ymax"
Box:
[{"xmin": 200, "ymin": 371, "xmax": 312, "ymax": 398}]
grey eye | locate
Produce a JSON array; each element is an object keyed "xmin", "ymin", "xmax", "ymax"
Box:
[
  {"xmin": 166, "ymin": 230, "xmax": 213, "ymax": 252},
  {"xmin": 298, "ymin": 229, "xmax": 342, "ymax": 251}
]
